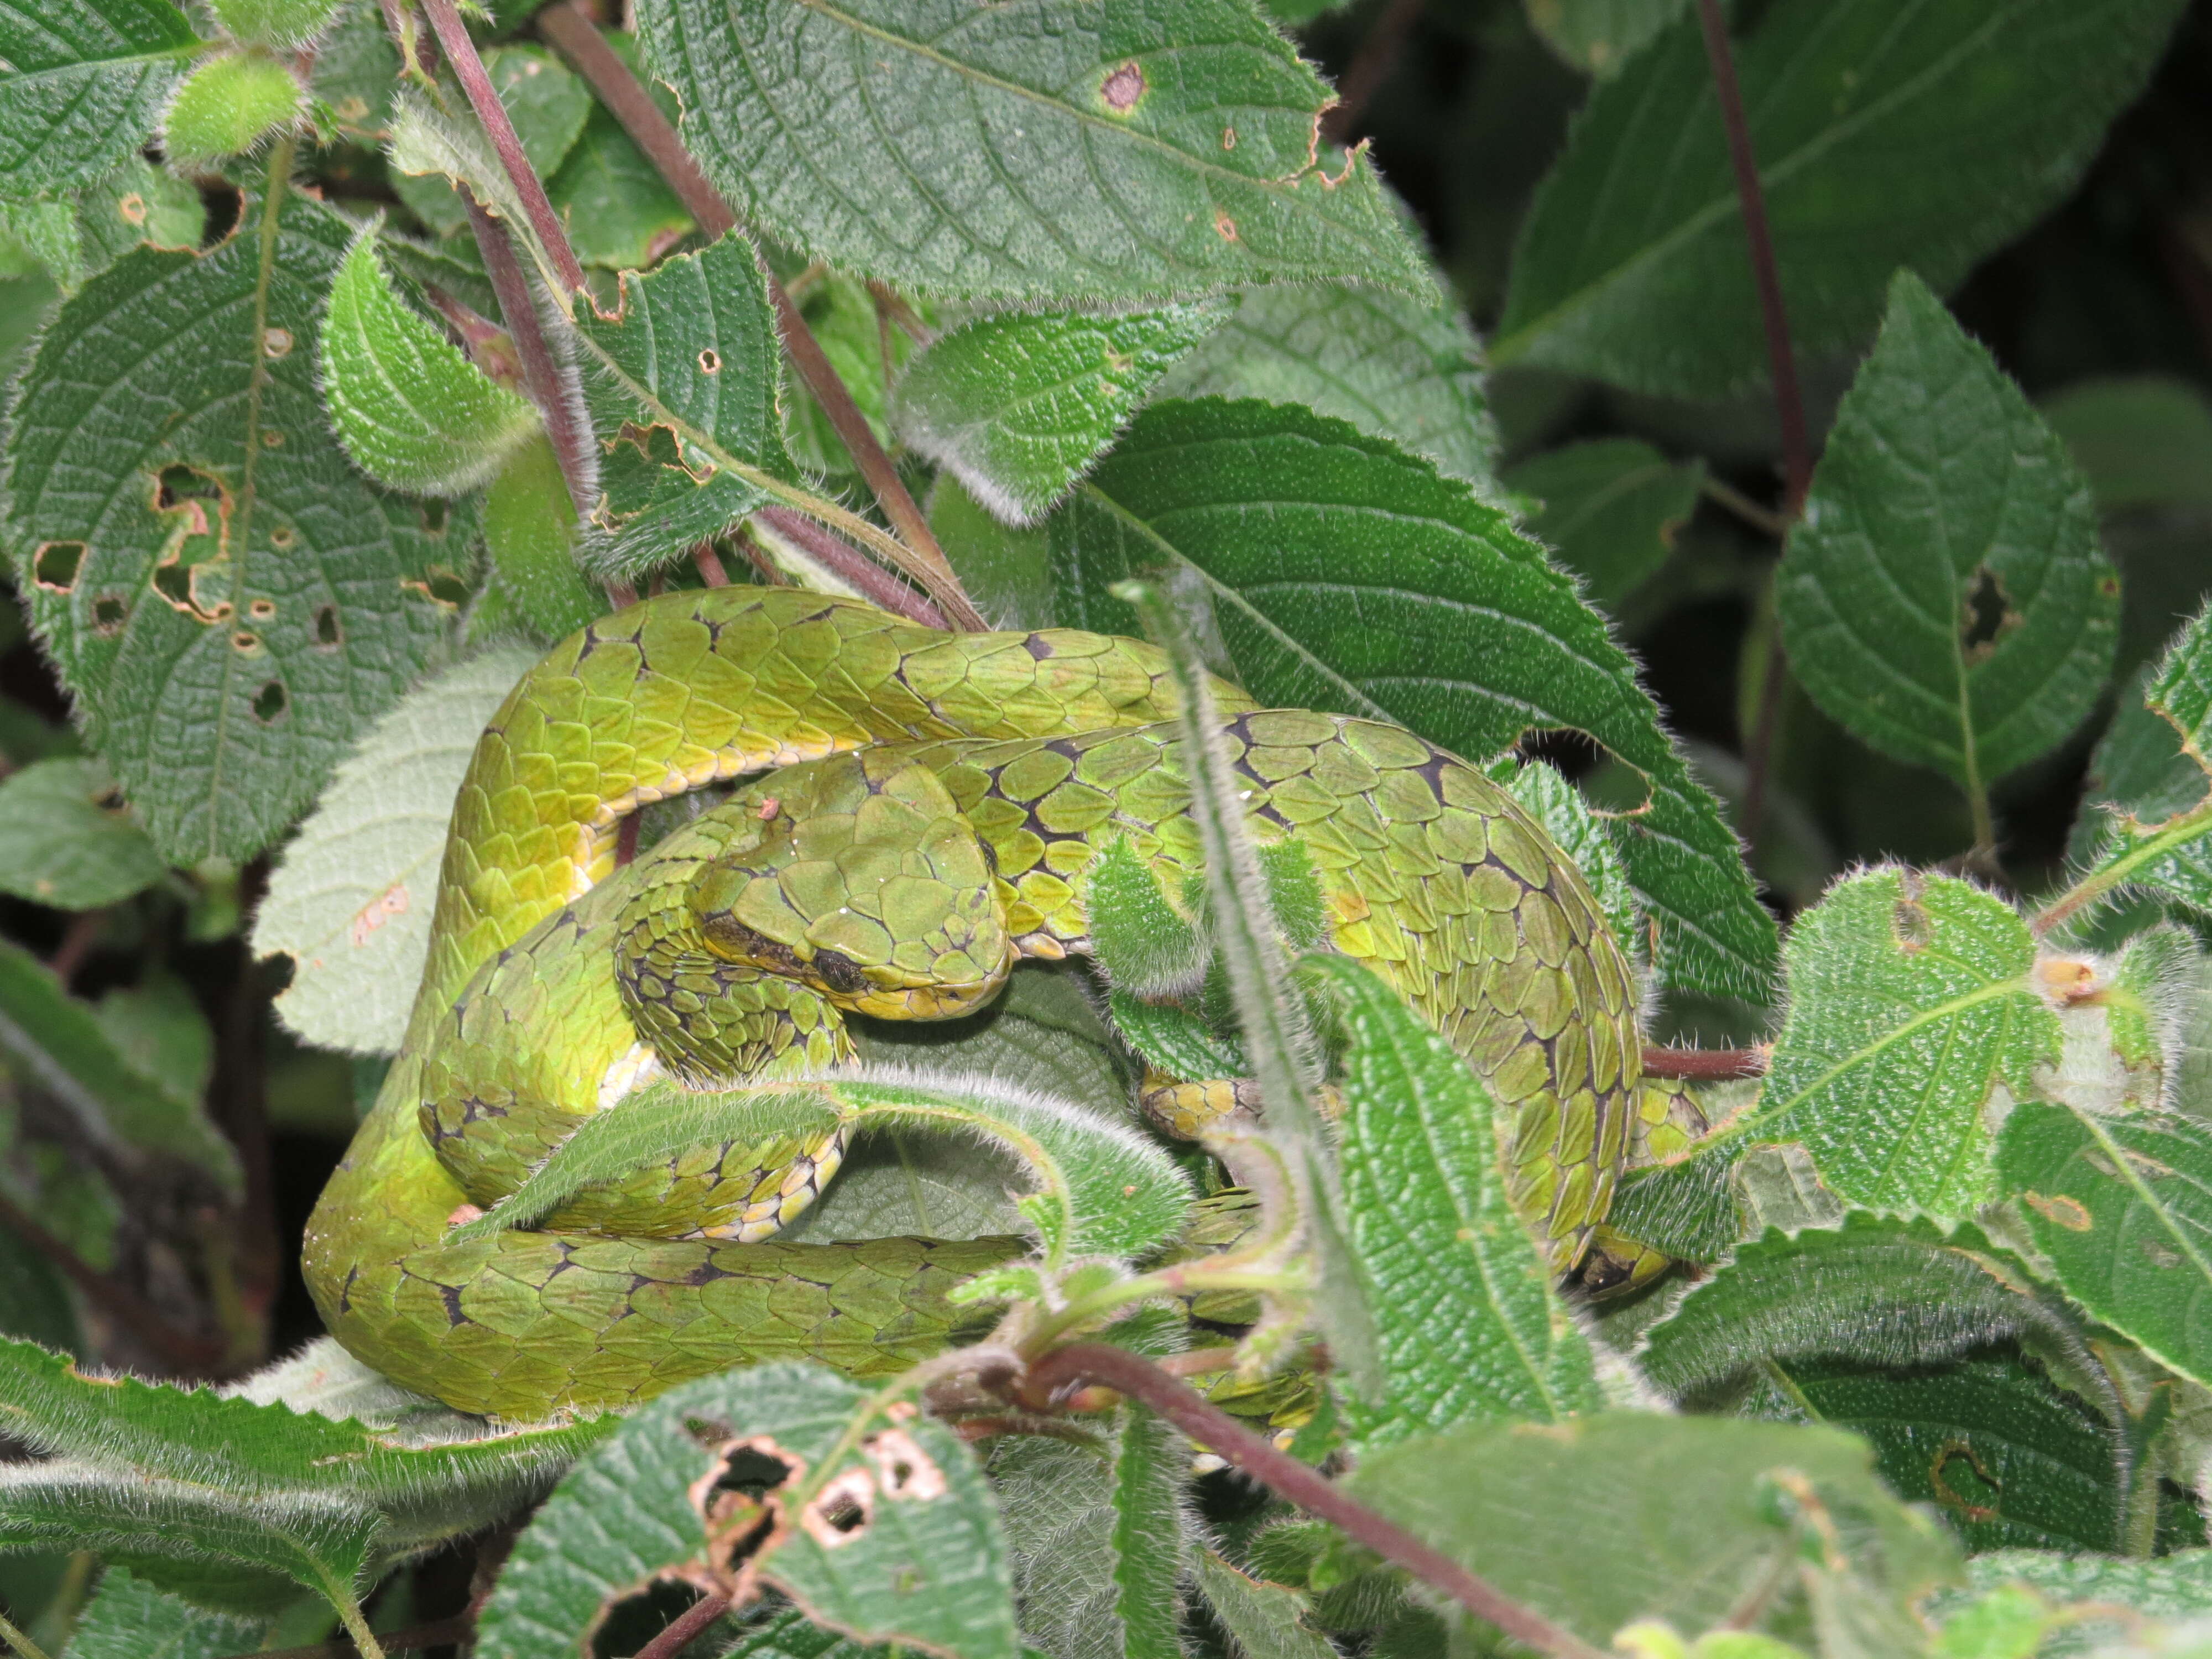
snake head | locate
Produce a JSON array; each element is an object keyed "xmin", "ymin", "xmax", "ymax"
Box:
[{"xmin": 688, "ymin": 753, "xmax": 1014, "ymax": 1019}]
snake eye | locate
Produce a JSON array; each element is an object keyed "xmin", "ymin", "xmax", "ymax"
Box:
[{"xmin": 810, "ymin": 950, "xmax": 868, "ymax": 994}]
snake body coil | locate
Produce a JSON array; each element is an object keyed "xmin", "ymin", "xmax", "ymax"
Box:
[{"xmin": 304, "ymin": 590, "xmax": 1642, "ymax": 1419}]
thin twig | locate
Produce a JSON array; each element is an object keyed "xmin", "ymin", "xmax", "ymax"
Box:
[
  {"xmin": 1640, "ymin": 1045, "xmax": 1770, "ymax": 1082},
  {"xmin": 692, "ymin": 543, "xmax": 732, "ymax": 587},
  {"xmin": 1699, "ymin": 475, "xmax": 1788, "ymax": 540},
  {"xmin": 534, "ymin": 0, "xmax": 983, "ymax": 630},
  {"xmin": 226, "ymin": 1614, "xmax": 474, "ymax": 1659},
  {"xmin": 1013, "ymin": 1345, "xmax": 1609, "ymax": 1659},
  {"xmin": 420, "ymin": 0, "xmax": 586, "ymax": 295},
  {"xmin": 0, "ymin": 1190, "xmax": 225, "ymax": 1371},
  {"xmin": 635, "ymin": 1592, "xmax": 733, "ymax": 1659},
  {"xmin": 0, "ymin": 1609, "xmax": 56, "ymax": 1659},
  {"xmin": 1694, "ymin": 0, "xmax": 1809, "ymax": 853},
  {"xmin": 1323, "ymin": 0, "xmax": 1423, "ymax": 142},
  {"xmin": 755, "ymin": 507, "xmax": 948, "ymax": 628},
  {"xmin": 45, "ymin": 909, "xmax": 105, "ymax": 987}
]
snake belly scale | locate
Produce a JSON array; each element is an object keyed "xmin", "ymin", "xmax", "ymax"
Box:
[{"xmin": 304, "ymin": 590, "xmax": 1642, "ymax": 1419}]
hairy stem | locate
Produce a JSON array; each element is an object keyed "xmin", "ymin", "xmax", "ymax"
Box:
[
  {"xmin": 635, "ymin": 1593, "xmax": 733, "ymax": 1659},
  {"xmin": 1014, "ymin": 1345, "xmax": 1609, "ymax": 1659},
  {"xmin": 1695, "ymin": 0, "xmax": 1809, "ymax": 853},
  {"xmin": 420, "ymin": 0, "xmax": 586, "ymax": 295},
  {"xmin": 233, "ymin": 1615, "xmax": 474, "ymax": 1659},
  {"xmin": 535, "ymin": 0, "xmax": 983, "ymax": 629},
  {"xmin": 753, "ymin": 507, "xmax": 947, "ymax": 628},
  {"xmin": 1640, "ymin": 1044, "xmax": 1770, "ymax": 1081},
  {"xmin": 0, "ymin": 1609, "xmax": 55, "ymax": 1659}
]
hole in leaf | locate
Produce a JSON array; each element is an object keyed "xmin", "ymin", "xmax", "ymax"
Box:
[
  {"xmin": 33, "ymin": 542, "xmax": 85, "ymax": 592},
  {"xmin": 420, "ymin": 500, "xmax": 449, "ymax": 536},
  {"xmin": 696, "ymin": 1441, "xmax": 794, "ymax": 1500},
  {"xmin": 248, "ymin": 598, "xmax": 275, "ymax": 620},
  {"xmin": 92, "ymin": 596, "xmax": 125, "ymax": 634},
  {"xmin": 156, "ymin": 466, "xmax": 221, "ymax": 510},
  {"xmin": 151, "ymin": 561, "xmax": 193, "ymax": 610},
  {"xmin": 1960, "ymin": 565, "xmax": 2018, "ymax": 664},
  {"xmin": 698, "ymin": 348, "xmax": 721, "ymax": 373},
  {"xmin": 587, "ymin": 1580, "xmax": 711, "ymax": 1659},
  {"xmin": 231, "ymin": 630, "xmax": 259, "ymax": 654},
  {"xmin": 1891, "ymin": 898, "xmax": 1932, "ymax": 951},
  {"xmin": 800, "ymin": 1468, "xmax": 875, "ymax": 1548},
  {"xmin": 270, "ymin": 525, "xmax": 295, "ymax": 550},
  {"xmin": 251, "ymin": 680, "xmax": 287, "ymax": 723},
  {"xmin": 314, "ymin": 605, "xmax": 341, "ymax": 648},
  {"xmin": 1930, "ymin": 1440, "xmax": 2001, "ymax": 1524}
]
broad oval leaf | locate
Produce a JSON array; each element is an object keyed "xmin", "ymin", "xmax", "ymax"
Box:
[
  {"xmin": 1051, "ymin": 397, "xmax": 1775, "ymax": 1002},
  {"xmin": 0, "ymin": 755, "xmax": 166, "ymax": 908},
  {"xmin": 1494, "ymin": 0, "xmax": 2189, "ymax": 396},
  {"xmin": 320, "ymin": 229, "xmax": 538, "ymax": 497},
  {"xmin": 1778, "ymin": 273, "xmax": 2119, "ymax": 796},
  {"xmin": 1502, "ymin": 438, "xmax": 1704, "ymax": 611},
  {"xmin": 0, "ymin": 0, "xmax": 202, "ymax": 200},
  {"xmin": 638, "ymin": 0, "xmax": 1430, "ymax": 303}
]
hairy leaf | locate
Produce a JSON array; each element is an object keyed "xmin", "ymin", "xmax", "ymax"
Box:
[
  {"xmin": 1347, "ymin": 1413, "xmax": 1960, "ymax": 1649},
  {"xmin": 391, "ymin": 43, "xmax": 592, "ymax": 237},
  {"xmin": 0, "ymin": 155, "xmax": 204, "ymax": 294},
  {"xmin": 1316, "ymin": 955, "xmax": 1600, "ymax": 1446},
  {"xmin": 1495, "ymin": 0, "xmax": 2188, "ymax": 396},
  {"xmin": 1778, "ymin": 273, "xmax": 2118, "ymax": 796},
  {"xmin": 1194, "ymin": 1551, "xmax": 1337, "ymax": 1659},
  {"xmin": 0, "ymin": 0, "xmax": 202, "ymax": 200},
  {"xmin": 477, "ymin": 1363, "xmax": 1018, "ymax": 1659},
  {"xmin": 0, "ymin": 755, "xmax": 166, "ymax": 908},
  {"xmin": 1957, "ymin": 1551, "xmax": 2212, "ymax": 1656},
  {"xmin": 320, "ymin": 229, "xmax": 537, "ymax": 497},
  {"xmin": 1053, "ymin": 398, "xmax": 1774, "ymax": 1001},
  {"xmin": 1151, "ymin": 284, "xmax": 1502, "ymax": 492},
  {"xmin": 481, "ymin": 434, "xmax": 599, "ymax": 643},
  {"xmin": 64, "ymin": 1567, "xmax": 273, "ymax": 1659},
  {"xmin": 2000, "ymin": 1097, "xmax": 2212, "ymax": 1393},
  {"xmin": 252, "ymin": 646, "xmax": 538, "ymax": 1055},
  {"xmin": 894, "ymin": 304, "xmax": 1227, "ymax": 526},
  {"xmin": 639, "ymin": 0, "xmax": 1430, "ymax": 303},
  {"xmin": 2, "ymin": 184, "xmax": 467, "ymax": 864},
  {"xmin": 1503, "ymin": 438, "xmax": 1704, "ymax": 609},
  {"xmin": 1755, "ymin": 869, "xmax": 2056, "ymax": 1221}
]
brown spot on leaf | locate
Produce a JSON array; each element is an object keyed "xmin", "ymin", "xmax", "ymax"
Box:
[
  {"xmin": 2023, "ymin": 1191, "xmax": 2093, "ymax": 1232},
  {"xmin": 1100, "ymin": 61, "xmax": 1145, "ymax": 112},
  {"xmin": 248, "ymin": 597, "xmax": 276, "ymax": 620},
  {"xmin": 262, "ymin": 327, "xmax": 293, "ymax": 360},
  {"xmin": 2143, "ymin": 1239, "xmax": 2185, "ymax": 1269},
  {"xmin": 118, "ymin": 192, "xmax": 147, "ymax": 225},
  {"xmin": 800, "ymin": 1467, "xmax": 876, "ymax": 1548},
  {"xmin": 1214, "ymin": 209, "xmax": 1239, "ymax": 242},
  {"xmin": 231, "ymin": 630, "xmax": 259, "ymax": 654},
  {"xmin": 351, "ymin": 883, "xmax": 409, "ymax": 946},
  {"xmin": 864, "ymin": 1428, "xmax": 945, "ymax": 1500},
  {"xmin": 1222, "ymin": 126, "xmax": 1235, "ymax": 150}
]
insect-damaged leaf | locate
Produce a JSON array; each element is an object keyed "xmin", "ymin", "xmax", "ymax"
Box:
[
  {"xmin": 474, "ymin": 1362, "xmax": 1019, "ymax": 1659},
  {"xmin": 0, "ymin": 0, "xmax": 203, "ymax": 200},
  {"xmin": 639, "ymin": 0, "xmax": 1430, "ymax": 304},
  {"xmin": 2, "ymin": 183, "xmax": 467, "ymax": 864}
]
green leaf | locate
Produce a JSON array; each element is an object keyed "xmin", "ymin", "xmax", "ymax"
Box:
[
  {"xmin": 0, "ymin": 0, "xmax": 202, "ymax": 200},
  {"xmin": 1313, "ymin": 954, "xmax": 1601, "ymax": 1447},
  {"xmin": 639, "ymin": 0, "xmax": 1430, "ymax": 304},
  {"xmin": 2043, "ymin": 377, "xmax": 2212, "ymax": 516},
  {"xmin": 930, "ymin": 476, "xmax": 1055, "ymax": 632},
  {"xmin": 1053, "ymin": 398, "xmax": 1775, "ymax": 1003},
  {"xmin": 1087, "ymin": 838, "xmax": 1207, "ymax": 998},
  {"xmin": 1346, "ymin": 1413, "xmax": 1960, "ymax": 1650},
  {"xmin": 62, "ymin": 1567, "xmax": 272, "ymax": 1659},
  {"xmin": 0, "ymin": 757, "xmax": 166, "ymax": 909},
  {"xmin": 1150, "ymin": 284, "xmax": 1503, "ymax": 493},
  {"xmin": 573, "ymin": 230, "xmax": 795, "ymax": 576},
  {"xmin": 1493, "ymin": 0, "xmax": 2189, "ymax": 396},
  {"xmin": 161, "ymin": 49, "xmax": 304, "ymax": 167},
  {"xmin": 893, "ymin": 304, "xmax": 1228, "ymax": 526},
  {"xmin": 1, "ymin": 155, "xmax": 204, "ymax": 294},
  {"xmin": 1775, "ymin": 1352, "xmax": 2126, "ymax": 1556},
  {"xmin": 1525, "ymin": 0, "xmax": 1689, "ymax": 76},
  {"xmin": 1999, "ymin": 1097, "xmax": 2212, "ymax": 1394},
  {"xmin": 1777, "ymin": 273, "xmax": 2119, "ymax": 799},
  {"xmin": 1954, "ymin": 1551, "xmax": 2212, "ymax": 1656},
  {"xmin": 0, "ymin": 1225, "xmax": 79, "ymax": 1354},
  {"xmin": 250, "ymin": 646, "xmax": 540, "ymax": 1055},
  {"xmin": 546, "ymin": 100, "xmax": 693, "ymax": 271},
  {"xmin": 1502, "ymin": 439, "xmax": 1705, "ymax": 610},
  {"xmin": 1194, "ymin": 1551, "xmax": 1338, "ymax": 1659},
  {"xmin": 1640, "ymin": 1216, "xmax": 2096, "ymax": 1406},
  {"xmin": 1754, "ymin": 868, "xmax": 2056, "ymax": 1222},
  {"xmin": 778, "ymin": 272, "xmax": 907, "ymax": 479},
  {"xmin": 477, "ymin": 1362, "xmax": 1018, "ymax": 1659},
  {"xmin": 481, "ymin": 434, "xmax": 599, "ymax": 643},
  {"xmin": 450, "ymin": 1071, "xmax": 1190, "ymax": 1266},
  {"xmin": 3, "ymin": 184, "xmax": 470, "ymax": 865},
  {"xmin": 320, "ymin": 227, "xmax": 537, "ymax": 496},
  {"xmin": 391, "ymin": 43, "xmax": 593, "ymax": 237}
]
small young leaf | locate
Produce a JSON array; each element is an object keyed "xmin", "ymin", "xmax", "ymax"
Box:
[
  {"xmin": 639, "ymin": 0, "xmax": 1430, "ymax": 304},
  {"xmin": 893, "ymin": 303, "xmax": 1228, "ymax": 526},
  {"xmin": 1055, "ymin": 398, "xmax": 1774, "ymax": 1003},
  {"xmin": 1152, "ymin": 283, "xmax": 1502, "ymax": 493},
  {"xmin": 1087, "ymin": 838, "xmax": 1206, "ymax": 997},
  {"xmin": 206, "ymin": 0, "xmax": 341, "ymax": 49},
  {"xmin": 1346, "ymin": 1414, "xmax": 1960, "ymax": 1650},
  {"xmin": 161, "ymin": 49, "xmax": 304, "ymax": 166},
  {"xmin": 251, "ymin": 646, "xmax": 540, "ymax": 1056},
  {"xmin": 1313, "ymin": 954, "xmax": 1601, "ymax": 1447},
  {"xmin": 476, "ymin": 1363, "xmax": 1019, "ymax": 1659},
  {"xmin": 1494, "ymin": 0, "xmax": 2189, "ymax": 395},
  {"xmin": 0, "ymin": 756, "xmax": 166, "ymax": 908},
  {"xmin": 1525, "ymin": 0, "xmax": 1689, "ymax": 76},
  {"xmin": 481, "ymin": 432, "xmax": 599, "ymax": 642},
  {"xmin": 0, "ymin": 0, "xmax": 202, "ymax": 200},
  {"xmin": 1194, "ymin": 1551, "xmax": 1338, "ymax": 1659},
  {"xmin": 320, "ymin": 228, "xmax": 537, "ymax": 496},
  {"xmin": 1777, "ymin": 273, "xmax": 2119, "ymax": 799},
  {"xmin": 390, "ymin": 43, "xmax": 593, "ymax": 236},
  {"xmin": 1756, "ymin": 869, "xmax": 2057, "ymax": 1222},
  {"xmin": 1502, "ymin": 439, "xmax": 1705, "ymax": 609}
]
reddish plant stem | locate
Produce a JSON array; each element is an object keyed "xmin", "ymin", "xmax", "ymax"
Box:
[
  {"xmin": 1014, "ymin": 1345, "xmax": 1608, "ymax": 1659},
  {"xmin": 0, "ymin": 1191, "xmax": 225, "ymax": 1372},
  {"xmin": 755, "ymin": 507, "xmax": 948, "ymax": 628},
  {"xmin": 635, "ymin": 1592, "xmax": 734, "ymax": 1659},
  {"xmin": 227, "ymin": 1614, "xmax": 474, "ymax": 1659},
  {"xmin": 1640, "ymin": 1044, "xmax": 1769, "ymax": 1082},
  {"xmin": 535, "ymin": 0, "xmax": 982, "ymax": 629},
  {"xmin": 1323, "ymin": 0, "xmax": 1423, "ymax": 142},
  {"xmin": 46, "ymin": 909, "xmax": 105, "ymax": 987},
  {"xmin": 1693, "ymin": 0, "xmax": 1808, "ymax": 854},
  {"xmin": 420, "ymin": 0, "xmax": 587, "ymax": 296},
  {"xmin": 692, "ymin": 543, "xmax": 732, "ymax": 587}
]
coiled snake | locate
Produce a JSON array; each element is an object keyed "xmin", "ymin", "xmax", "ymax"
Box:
[{"xmin": 302, "ymin": 589, "xmax": 1643, "ymax": 1419}]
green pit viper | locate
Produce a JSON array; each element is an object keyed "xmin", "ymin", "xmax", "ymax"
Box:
[{"xmin": 304, "ymin": 588, "xmax": 1654, "ymax": 1420}]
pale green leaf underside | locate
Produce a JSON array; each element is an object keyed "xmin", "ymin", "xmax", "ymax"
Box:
[
  {"xmin": 321, "ymin": 229, "xmax": 538, "ymax": 496},
  {"xmin": 893, "ymin": 301, "xmax": 1228, "ymax": 525},
  {"xmin": 1758, "ymin": 869, "xmax": 2056, "ymax": 1223},
  {"xmin": 1778, "ymin": 273, "xmax": 2118, "ymax": 793},
  {"xmin": 640, "ymin": 0, "xmax": 1431, "ymax": 302},
  {"xmin": 251, "ymin": 646, "xmax": 539, "ymax": 1056}
]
